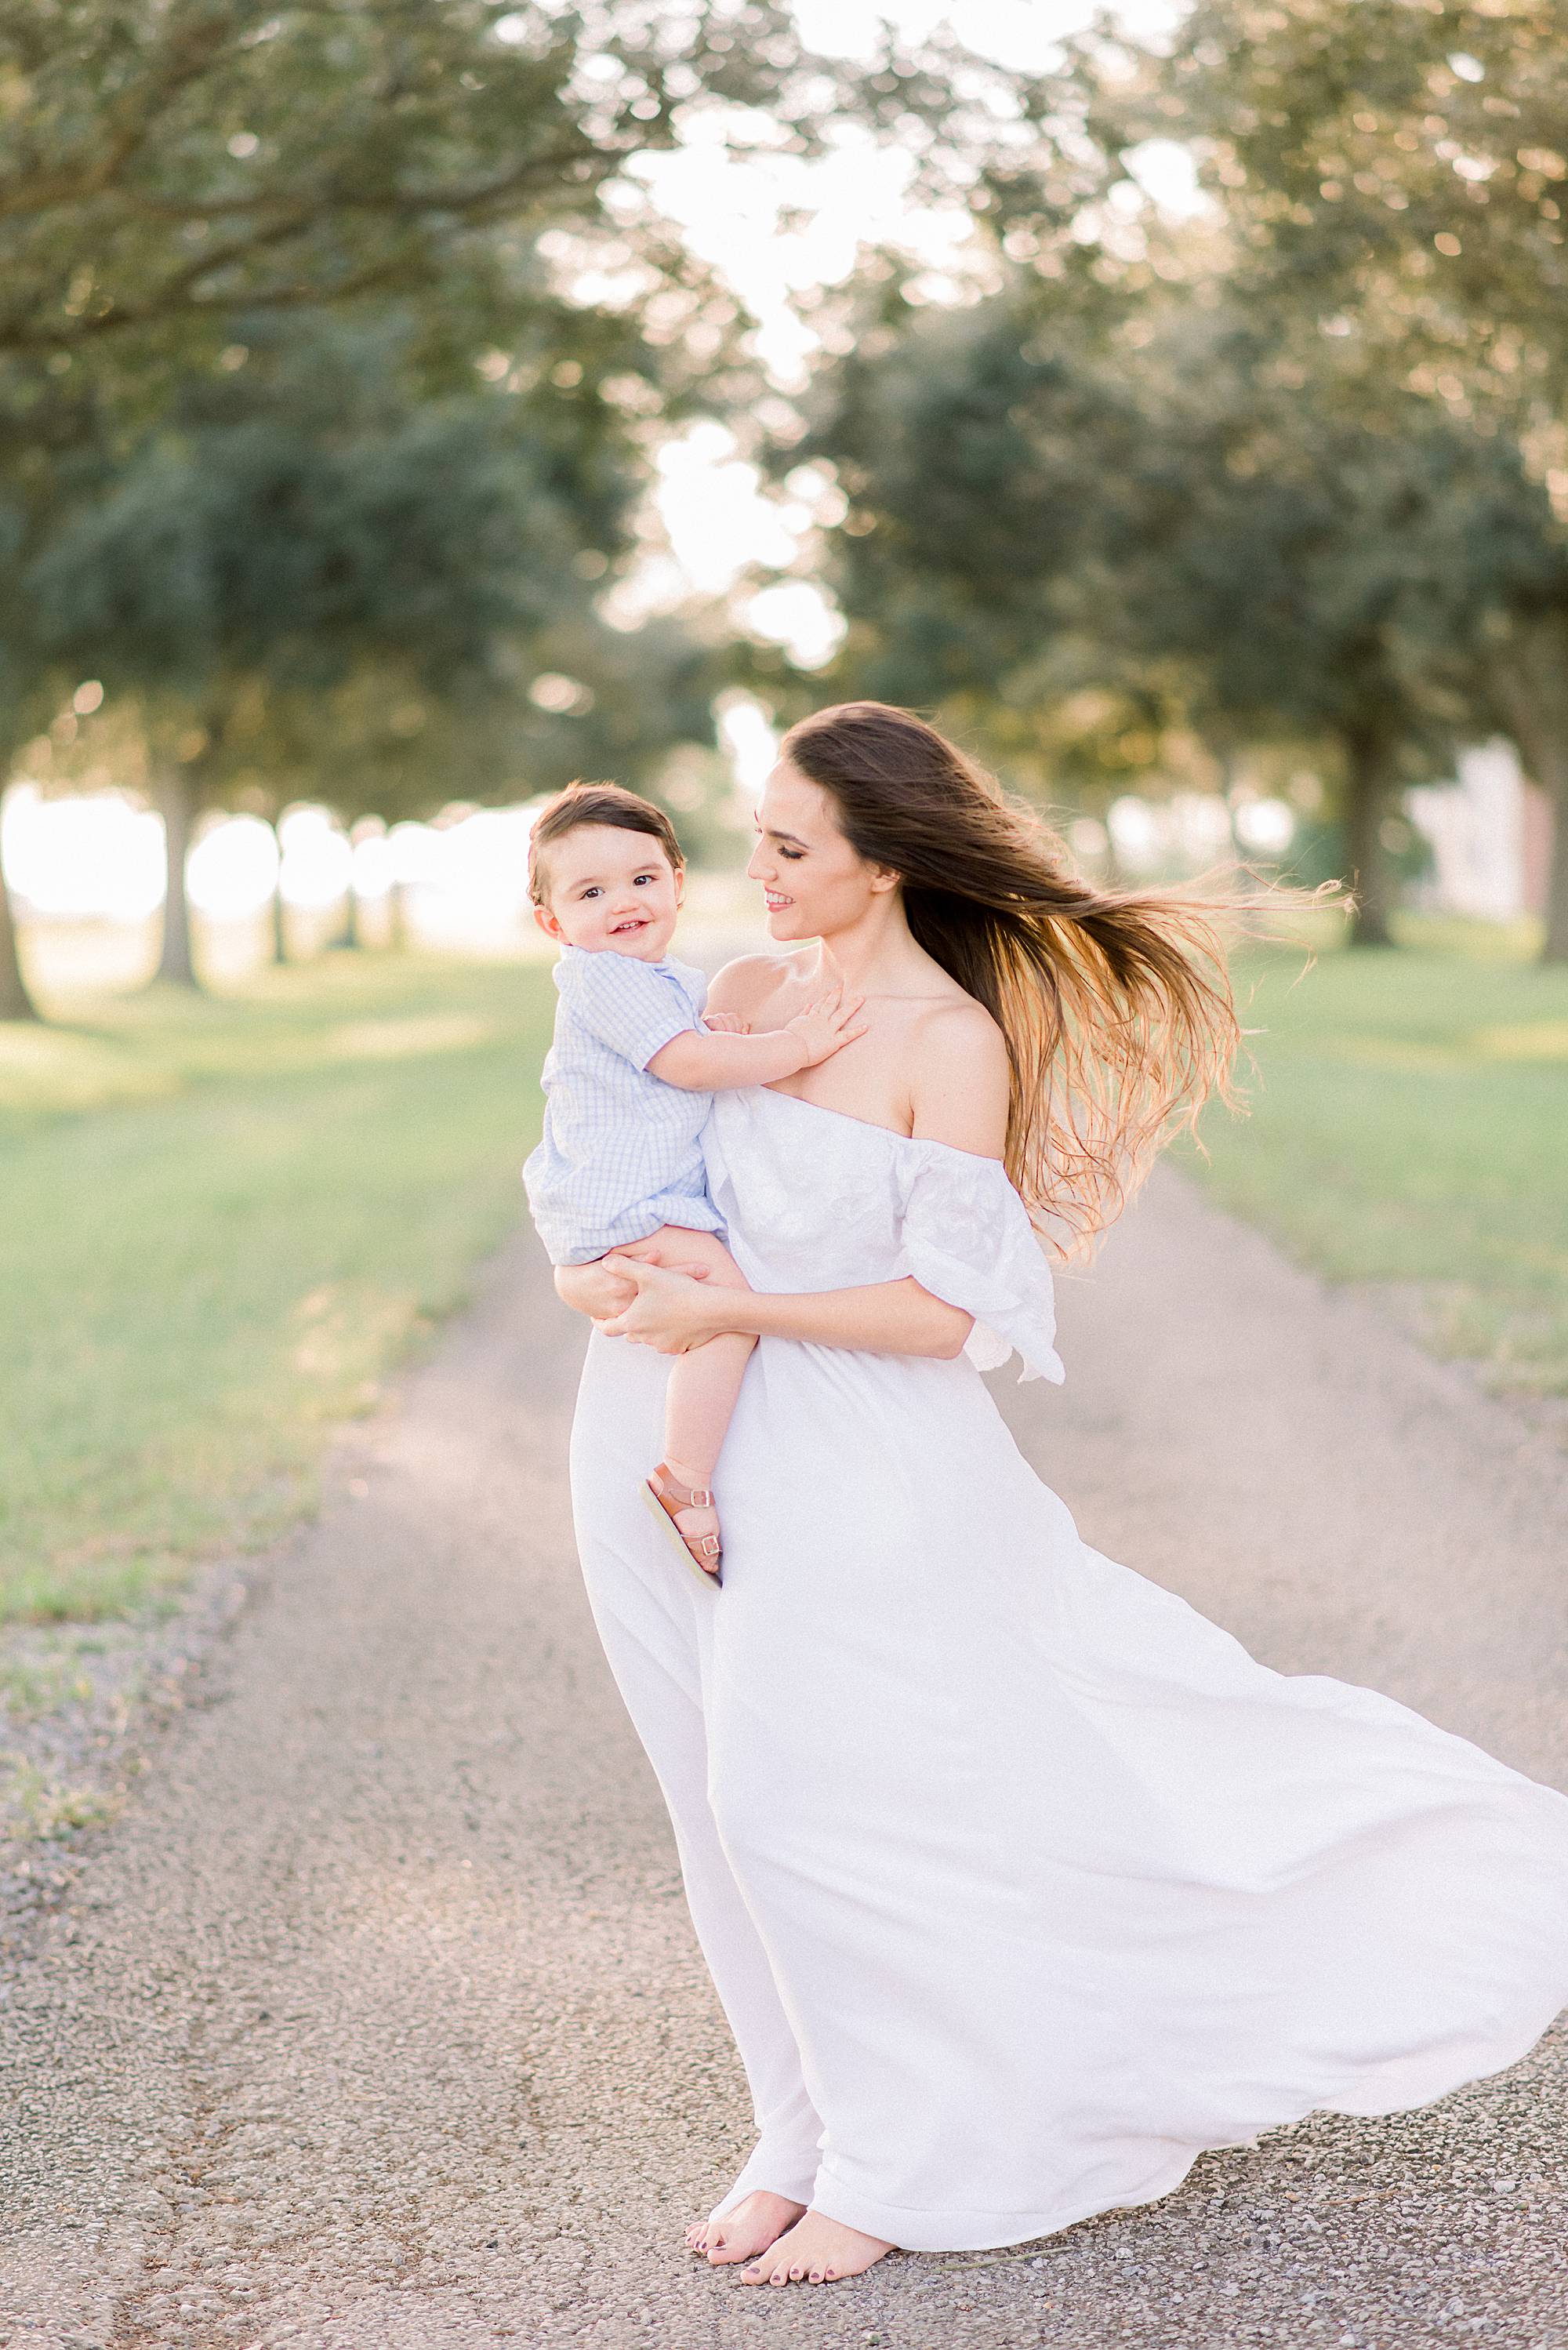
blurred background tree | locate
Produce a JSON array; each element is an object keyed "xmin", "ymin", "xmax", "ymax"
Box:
[
  {"xmin": 0, "ymin": 0, "xmax": 1048, "ymax": 1013},
  {"xmin": 734, "ymin": 0, "xmax": 1568, "ymax": 957},
  {"xmin": 6, "ymin": 0, "xmax": 1568, "ymax": 1008},
  {"xmin": 796, "ymin": 290, "xmax": 1534, "ymax": 942},
  {"xmin": 16, "ymin": 311, "xmax": 713, "ymax": 984},
  {"xmin": 1112, "ymin": 0, "xmax": 1568, "ymax": 954}
]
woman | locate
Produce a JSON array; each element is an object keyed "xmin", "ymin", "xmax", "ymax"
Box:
[{"xmin": 554, "ymin": 703, "xmax": 1568, "ymax": 2290}]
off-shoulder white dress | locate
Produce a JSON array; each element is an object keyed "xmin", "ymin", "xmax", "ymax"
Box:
[{"xmin": 567, "ymin": 1084, "xmax": 1568, "ymax": 2253}]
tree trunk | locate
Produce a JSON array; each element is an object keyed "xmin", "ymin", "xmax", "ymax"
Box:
[
  {"xmin": 1490, "ymin": 611, "xmax": 1568, "ymax": 964},
  {"xmin": 272, "ymin": 879, "xmax": 289, "ymax": 964},
  {"xmin": 152, "ymin": 765, "xmax": 200, "ymax": 987},
  {"xmin": 0, "ymin": 855, "xmax": 39, "ymax": 1021},
  {"xmin": 1341, "ymin": 717, "xmax": 1398, "ymax": 947}
]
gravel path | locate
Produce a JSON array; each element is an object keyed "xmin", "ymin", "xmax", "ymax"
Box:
[{"xmin": 5, "ymin": 1171, "xmax": 1567, "ymax": 2350}]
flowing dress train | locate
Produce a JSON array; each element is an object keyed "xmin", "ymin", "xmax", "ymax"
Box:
[{"xmin": 567, "ymin": 1084, "xmax": 1568, "ymax": 2253}]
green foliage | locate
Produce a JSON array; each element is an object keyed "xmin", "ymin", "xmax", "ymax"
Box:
[
  {"xmin": 806, "ymin": 296, "xmax": 1476, "ymax": 765},
  {"xmin": 1070, "ymin": 0, "xmax": 1568, "ymax": 952},
  {"xmin": 0, "ymin": 2, "xmax": 1048, "ymax": 881},
  {"xmin": 797, "ymin": 17, "xmax": 1568, "ymax": 943},
  {"xmin": 0, "ymin": 0, "xmax": 1052, "ymax": 439},
  {"xmin": 0, "ymin": 1, "xmax": 804, "ymax": 376},
  {"xmin": 11, "ymin": 309, "xmax": 726, "ymax": 830},
  {"xmin": 802, "ymin": 307, "xmax": 1109, "ymax": 704},
  {"xmin": 1163, "ymin": 0, "xmax": 1568, "ymax": 414},
  {"xmin": 30, "ymin": 329, "xmax": 606, "ymax": 683},
  {"xmin": 809, "ymin": 264, "xmax": 1566, "ymax": 746}
]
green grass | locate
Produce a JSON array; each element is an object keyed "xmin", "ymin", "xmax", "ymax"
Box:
[
  {"xmin": 1184, "ymin": 918, "xmax": 1568, "ymax": 1406},
  {"xmin": 0, "ymin": 954, "xmax": 554, "ymax": 1624}
]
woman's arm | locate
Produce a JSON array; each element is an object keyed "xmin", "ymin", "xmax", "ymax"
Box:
[{"xmin": 599, "ymin": 1256, "xmax": 973, "ymax": 1360}]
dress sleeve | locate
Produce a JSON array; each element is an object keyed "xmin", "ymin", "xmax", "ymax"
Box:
[
  {"xmin": 895, "ymin": 1146, "xmax": 1065, "ymax": 1385},
  {"xmin": 557, "ymin": 950, "xmax": 701, "ymax": 1071}
]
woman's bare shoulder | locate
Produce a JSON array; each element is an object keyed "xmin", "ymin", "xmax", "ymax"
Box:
[
  {"xmin": 916, "ymin": 990, "xmax": 1007, "ymax": 1062},
  {"xmin": 908, "ymin": 993, "xmax": 1010, "ymax": 1156},
  {"xmin": 704, "ymin": 949, "xmax": 811, "ymax": 1021}
]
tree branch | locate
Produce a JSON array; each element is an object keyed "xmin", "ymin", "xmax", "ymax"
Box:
[
  {"xmin": 0, "ymin": 136, "xmax": 615, "ymax": 354},
  {"xmin": 0, "ymin": 5, "xmax": 236, "ymax": 221}
]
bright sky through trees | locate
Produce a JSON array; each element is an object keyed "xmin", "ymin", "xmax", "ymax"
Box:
[{"xmin": 637, "ymin": 0, "xmax": 1196, "ymax": 658}]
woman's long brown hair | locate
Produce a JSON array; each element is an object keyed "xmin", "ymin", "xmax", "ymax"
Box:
[{"xmin": 780, "ymin": 701, "xmax": 1247, "ymax": 1255}]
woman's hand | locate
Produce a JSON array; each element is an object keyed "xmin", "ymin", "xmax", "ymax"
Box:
[
  {"xmin": 598, "ymin": 1255, "xmax": 722, "ymax": 1354},
  {"xmin": 554, "ymin": 1259, "xmax": 638, "ymax": 1322}
]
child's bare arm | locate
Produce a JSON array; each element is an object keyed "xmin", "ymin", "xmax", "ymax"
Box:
[
  {"xmin": 620, "ymin": 1226, "xmax": 749, "ymax": 1288},
  {"xmin": 648, "ymin": 984, "xmax": 866, "ymax": 1091}
]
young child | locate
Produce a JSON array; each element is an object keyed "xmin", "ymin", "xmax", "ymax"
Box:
[{"xmin": 522, "ymin": 782, "xmax": 864, "ymax": 1588}]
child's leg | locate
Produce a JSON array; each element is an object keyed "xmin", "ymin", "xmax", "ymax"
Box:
[{"xmin": 619, "ymin": 1228, "xmax": 755, "ymax": 1557}]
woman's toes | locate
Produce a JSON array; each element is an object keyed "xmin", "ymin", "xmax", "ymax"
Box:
[
  {"xmin": 740, "ymin": 2210, "xmax": 892, "ymax": 2285},
  {"xmin": 707, "ymin": 2232, "xmax": 751, "ymax": 2266},
  {"xmin": 706, "ymin": 2189, "xmax": 806, "ymax": 2266}
]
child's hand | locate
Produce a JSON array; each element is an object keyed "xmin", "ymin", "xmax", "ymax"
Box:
[
  {"xmin": 555, "ymin": 1259, "xmax": 638, "ymax": 1321},
  {"xmin": 783, "ymin": 984, "xmax": 868, "ymax": 1069},
  {"xmin": 601, "ymin": 1255, "xmax": 720, "ymax": 1353},
  {"xmin": 702, "ymin": 1012, "xmax": 750, "ymax": 1034}
]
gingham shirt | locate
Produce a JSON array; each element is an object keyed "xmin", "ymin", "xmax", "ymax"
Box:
[{"xmin": 522, "ymin": 945, "xmax": 725, "ymax": 1266}]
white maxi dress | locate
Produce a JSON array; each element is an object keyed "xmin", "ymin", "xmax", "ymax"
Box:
[{"xmin": 568, "ymin": 1084, "xmax": 1568, "ymax": 2253}]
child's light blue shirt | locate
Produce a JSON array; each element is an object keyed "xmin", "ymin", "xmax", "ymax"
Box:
[{"xmin": 522, "ymin": 944, "xmax": 726, "ymax": 1267}]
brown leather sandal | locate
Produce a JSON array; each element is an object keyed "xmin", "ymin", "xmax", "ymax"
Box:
[{"xmin": 642, "ymin": 1462, "xmax": 723, "ymax": 1589}]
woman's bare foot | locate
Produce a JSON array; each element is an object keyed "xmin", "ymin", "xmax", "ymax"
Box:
[
  {"xmin": 739, "ymin": 2209, "xmax": 894, "ymax": 2286},
  {"xmin": 685, "ymin": 2190, "xmax": 805, "ymax": 2265}
]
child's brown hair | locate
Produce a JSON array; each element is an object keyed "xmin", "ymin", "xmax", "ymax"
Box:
[{"xmin": 527, "ymin": 782, "xmax": 684, "ymax": 906}]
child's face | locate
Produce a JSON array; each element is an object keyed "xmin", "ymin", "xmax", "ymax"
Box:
[{"xmin": 533, "ymin": 823, "xmax": 684, "ymax": 961}]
